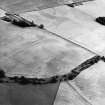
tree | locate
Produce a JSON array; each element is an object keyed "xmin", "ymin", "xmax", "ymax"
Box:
[
  {"xmin": 0, "ymin": 69, "xmax": 5, "ymax": 78},
  {"xmin": 96, "ymin": 17, "xmax": 105, "ymax": 25}
]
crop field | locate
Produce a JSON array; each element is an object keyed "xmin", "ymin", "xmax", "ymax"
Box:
[{"xmin": 0, "ymin": 0, "xmax": 105, "ymax": 105}]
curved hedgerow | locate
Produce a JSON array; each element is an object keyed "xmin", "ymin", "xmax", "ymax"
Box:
[{"xmin": 0, "ymin": 55, "xmax": 102, "ymax": 85}]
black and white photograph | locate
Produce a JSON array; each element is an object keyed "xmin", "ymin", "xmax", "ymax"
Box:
[{"xmin": 0, "ymin": 0, "xmax": 105, "ymax": 105}]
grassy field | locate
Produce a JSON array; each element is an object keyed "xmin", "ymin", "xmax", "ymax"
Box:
[
  {"xmin": 0, "ymin": 82, "xmax": 60, "ymax": 105},
  {"xmin": 0, "ymin": 0, "xmax": 64, "ymax": 13}
]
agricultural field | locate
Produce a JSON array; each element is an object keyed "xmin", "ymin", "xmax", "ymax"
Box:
[{"xmin": 0, "ymin": 0, "xmax": 105, "ymax": 105}]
